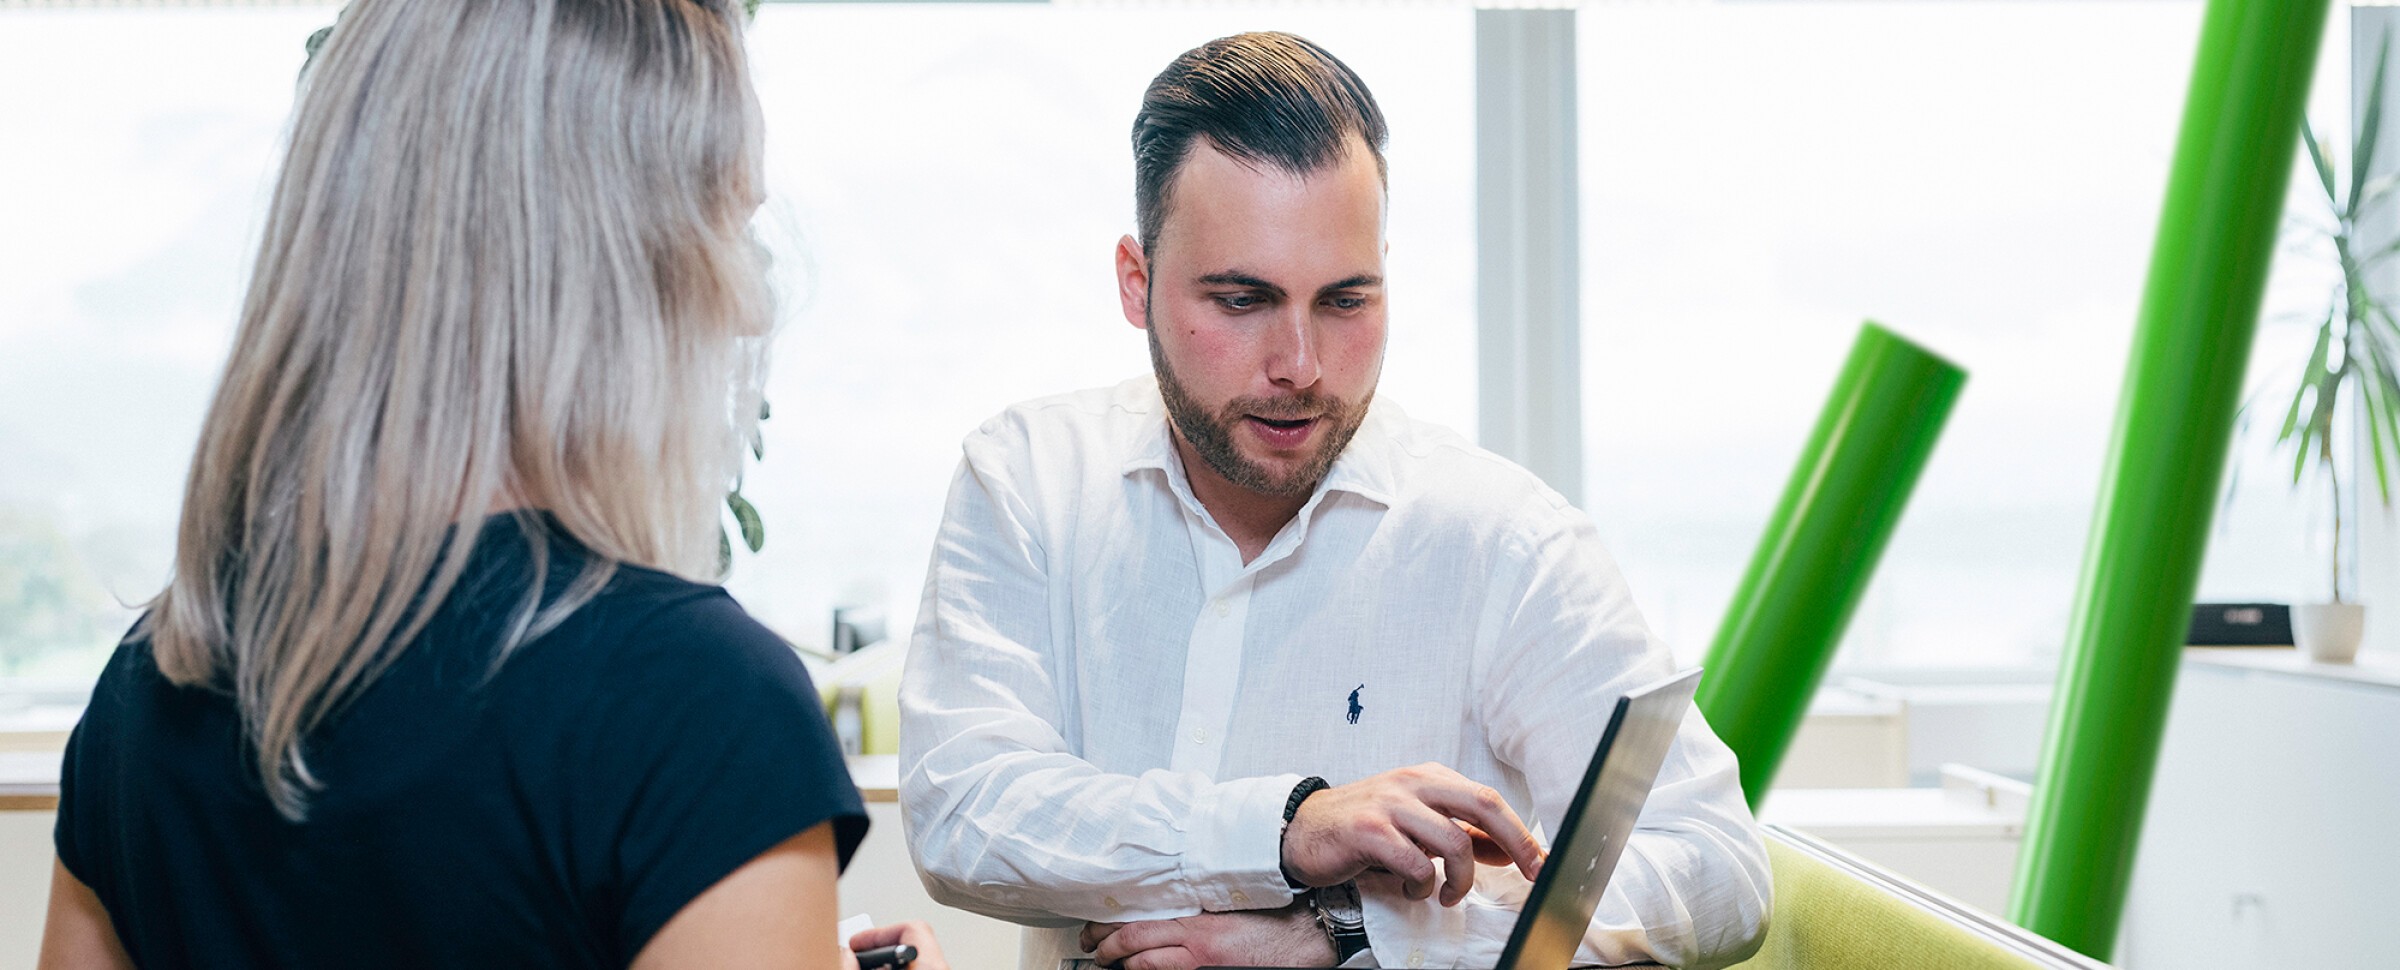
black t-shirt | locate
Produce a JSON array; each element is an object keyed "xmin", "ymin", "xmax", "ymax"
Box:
[{"xmin": 55, "ymin": 516, "xmax": 867, "ymax": 968}]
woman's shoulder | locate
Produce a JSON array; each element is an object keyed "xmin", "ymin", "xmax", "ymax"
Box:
[
  {"xmin": 584, "ymin": 567, "xmax": 795, "ymax": 668},
  {"xmin": 515, "ymin": 568, "xmax": 819, "ymax": 726},
  {"xmin": 79, "ymin": 618, "xmax": 215, "ymax": 725}
]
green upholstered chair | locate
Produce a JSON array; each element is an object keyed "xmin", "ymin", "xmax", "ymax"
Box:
[{"xmin": 1730, "ymin": 824, "xmax": 2109, "ymax": 970}]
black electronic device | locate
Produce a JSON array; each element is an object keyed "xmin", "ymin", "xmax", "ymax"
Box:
[
  {"xmin": 853, "ymin": 943, "xmax": 916, "ymax": 969},
  {"xmin": 2186, "ymin": 602, "xmax": 2294, "ymax": 647}
]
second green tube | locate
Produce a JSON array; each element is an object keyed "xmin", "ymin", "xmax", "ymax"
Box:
[{"xmin": 1696, "ymin": 322, "xmax": 1966, "ymax": 806}]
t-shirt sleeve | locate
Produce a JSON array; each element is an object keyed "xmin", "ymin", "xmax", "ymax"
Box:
[
  {"xmin": 584, "ymin": 590, "xmax": 868, "ymax": 960},
  {"xmin": 54, "ymin": 692, "xmax": 95, "ymax": 886},
  {"xmin": 53, "ymin": 635, "xmax": 145, "ymax": 901}
]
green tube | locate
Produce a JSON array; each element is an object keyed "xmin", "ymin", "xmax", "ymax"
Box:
[
  {"xmin": 2008, "ymin": 0, "xmax": 2330, "ymax": 959},
  {"xmin": 1696, "ymin": 322, "xmax": 1964, "ymax": 807}
]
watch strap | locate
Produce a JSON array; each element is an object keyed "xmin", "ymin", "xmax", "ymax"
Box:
[{"xmin": 1308, "ymin": 881, "xmax": 1371, "ymax": 962}]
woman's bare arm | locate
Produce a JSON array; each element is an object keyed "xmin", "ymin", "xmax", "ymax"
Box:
[
  {"xmin": 634, "ymin": 822, "xmax": 846, "ymax": 970},
  {"xmin": 38, "ymin": 858, "xmax": 133, "ymax": 970}
]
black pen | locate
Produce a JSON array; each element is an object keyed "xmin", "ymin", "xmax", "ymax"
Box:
[{"xmin": 853, "ymin": 944, "xmax": 917, "ymax": 969}]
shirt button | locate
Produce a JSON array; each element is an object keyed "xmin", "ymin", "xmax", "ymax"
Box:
[
  {"xmin": 1103, "ymin": 896, "xmax": 1121, "ymax": 911},
  {"xmin": 1214, "ymin": 598, "xmax": 1232, "ymax": 618},
  {"xmin": 1407, "ymin": 948, "xmax": 1426, "ymax": 968},
  {"xmin": 1192, "ymin": 727, "xmax": 1209, "ymax": 744},
  {"xmin": 1229, "ymin": 890, "xmax": 1249, "ymax": 906}
]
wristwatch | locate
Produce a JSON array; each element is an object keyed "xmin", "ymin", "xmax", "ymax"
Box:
[
  {"xmin": 1280, "ymin": 776, "xmax": 1330, "ymax": 891},
  {"xmin": 1308, "ymin": 881, "xmax": 1371, "ymax": 963}
]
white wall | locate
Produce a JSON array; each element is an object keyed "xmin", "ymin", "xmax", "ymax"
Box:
[{"xmin": 0, "ymin": 811, "xmax": 52, "ymax": 967}]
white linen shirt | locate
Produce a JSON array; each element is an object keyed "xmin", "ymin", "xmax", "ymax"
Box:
[{"xmin": 899, "ymin": 378, "xmax": 1771, "ymax": 969}]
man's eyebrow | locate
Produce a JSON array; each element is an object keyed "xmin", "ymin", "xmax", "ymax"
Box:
[
  {"xmin": 1196, "ymin": 272, "xmax": 1285, "ymax": 298},
  {"xmin": 1318, "ymin": 275, "xmax": 1383, "ymax": 296}
]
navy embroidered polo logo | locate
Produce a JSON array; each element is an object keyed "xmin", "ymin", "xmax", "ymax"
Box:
[{"xmin": 1347, "ymin": 684, "xmax": 1365, "ymax": 724}]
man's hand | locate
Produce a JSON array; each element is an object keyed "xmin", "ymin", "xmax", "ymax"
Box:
[
  {"xmin": 1280, "ymin": 763, "xmax": 1547, "ymax": 906},
  {"xmin": 1080, "ymin": 905, "xmax": 1334, "ymax": 970}
]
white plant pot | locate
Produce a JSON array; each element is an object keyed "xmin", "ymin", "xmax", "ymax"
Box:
[{"xmin": 2293, "ymin": 602, "xmax": 2366, "ymax": 664}]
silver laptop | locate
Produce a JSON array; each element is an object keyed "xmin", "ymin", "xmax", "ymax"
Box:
[{"xmin": 1200, "ymin": 666, "xmax": 1705, "ymax": 970}]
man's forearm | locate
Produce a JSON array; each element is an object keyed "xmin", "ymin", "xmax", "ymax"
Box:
[{"xmin": 901, "ymin": 746, "xmax": 1305, "ymax": 923}]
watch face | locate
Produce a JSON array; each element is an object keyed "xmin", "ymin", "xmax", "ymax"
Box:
[{"xmin": 1320, "ymin": 883, "xmax": 1366, "ymax": 928}]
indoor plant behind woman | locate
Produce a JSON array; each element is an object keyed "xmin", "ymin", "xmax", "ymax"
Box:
[{"xmin": 36, "ymin": 1, "xmax": 942, "ymax": 967}]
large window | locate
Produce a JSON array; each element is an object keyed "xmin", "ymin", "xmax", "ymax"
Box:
[{"xmin": 1578, "ymin": 1, "xmax": 2352, "ymax": 667}]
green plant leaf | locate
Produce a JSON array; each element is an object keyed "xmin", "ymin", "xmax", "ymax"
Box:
[
  {"xmin": 2298, "ymin": 346, "xmax": 2347, "ymax": 486},
  {"xmin": 2365, "ymin": 300, "xmax": 2400, "ymax": 335},
  {"xmin": 727, "ymin": 490, "xmax": 766, "ymax": 553},
  {"xmin": 2351, "ymin": 31, "xmax": 2396, "ymax": 218},
  {"xmin": 2278, "ymin": 315, "xmax": 2335, "ymax": 444},
  {"xmin": 2292, "ymin": 390, "xmax": 2320, "ymax": 484},
  {"xmin": 2381, "ymin": 383, "xmax": 2400, "ymax": 505},
  {"xmin": 2304, "ymin": 120, "xmax": 2341, "ymax": 210},
  {"xmin": 2364, "ymin": 352, "xmax": 2398, "ymax": 505},
  {"xmin": 2360, "ymin": 335, "xmax": 2393, "ymax": 489},
  {"xmin": 2360, "ymin": 171, "xmax": 2400, "ymax": 210},
  {"xmin": 2362, "ymin": 237, "xmax": 2400, "ymax": 269},
  {"xmin": 2359, "ymin": 331, "xmax": 2400, "ymax": 505}
]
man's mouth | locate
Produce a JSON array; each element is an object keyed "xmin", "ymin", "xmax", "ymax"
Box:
[{"xmin": 1245, "ymin": 414, "xmax": 1320, "ymax": 449}]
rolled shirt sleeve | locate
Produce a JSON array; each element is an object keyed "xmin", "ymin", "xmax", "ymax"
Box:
[{"xmin": 899, "ymin": 448, "xmax": 1302, "ymax": 926}]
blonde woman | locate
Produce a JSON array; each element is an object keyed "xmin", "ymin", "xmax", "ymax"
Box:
[{"xmin": 36, "ymin": 1, "xmax": 943, "ymax": 967}]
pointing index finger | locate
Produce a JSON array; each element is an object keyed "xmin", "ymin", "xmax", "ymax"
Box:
[{"xmin": 1422, "ymin": 779, "xmax": 1546, "ymax": 880}]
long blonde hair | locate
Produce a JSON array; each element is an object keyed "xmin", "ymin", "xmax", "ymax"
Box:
[{"xmin": 146, "ymin": 0, "xmax": 771, "ymax": 820}]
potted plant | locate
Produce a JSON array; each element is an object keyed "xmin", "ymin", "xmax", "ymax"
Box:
[
  {"xmin": 2249, "ymin": 38, "xmax": 2400, "ymax": 663},
  {"xmin": 723, "ymin": 399, "xmax": 770, "ymax": 571}
]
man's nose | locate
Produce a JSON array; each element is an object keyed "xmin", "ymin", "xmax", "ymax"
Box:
[{"xmin": 1263, "ymin": 310, "xmax": 1321, "ymax": 389}]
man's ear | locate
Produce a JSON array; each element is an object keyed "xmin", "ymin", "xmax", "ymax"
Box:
[{"xmin": 1115, "ymin": 234, "xmax": 1151, "ymax": 330}]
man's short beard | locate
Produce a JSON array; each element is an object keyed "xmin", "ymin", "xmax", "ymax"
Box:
[{"xmin": 1148, "ymin": 324, "xmax": 1372, "ymax": 500}]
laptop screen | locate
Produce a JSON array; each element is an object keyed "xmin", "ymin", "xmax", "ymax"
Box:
[{"xmin": 1494, "ymin": 668, "xmax": 1704, "ymax": 969}]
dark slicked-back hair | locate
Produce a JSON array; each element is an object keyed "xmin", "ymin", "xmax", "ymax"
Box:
[{"xmin": 1132, "ymin": 32, "xmax": 1389, "ymax": 257}]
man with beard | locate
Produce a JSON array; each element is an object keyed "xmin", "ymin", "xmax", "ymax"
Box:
[{"xmin": 898, "ymin": 32, "xmax": 1770, "ymax": 970}]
